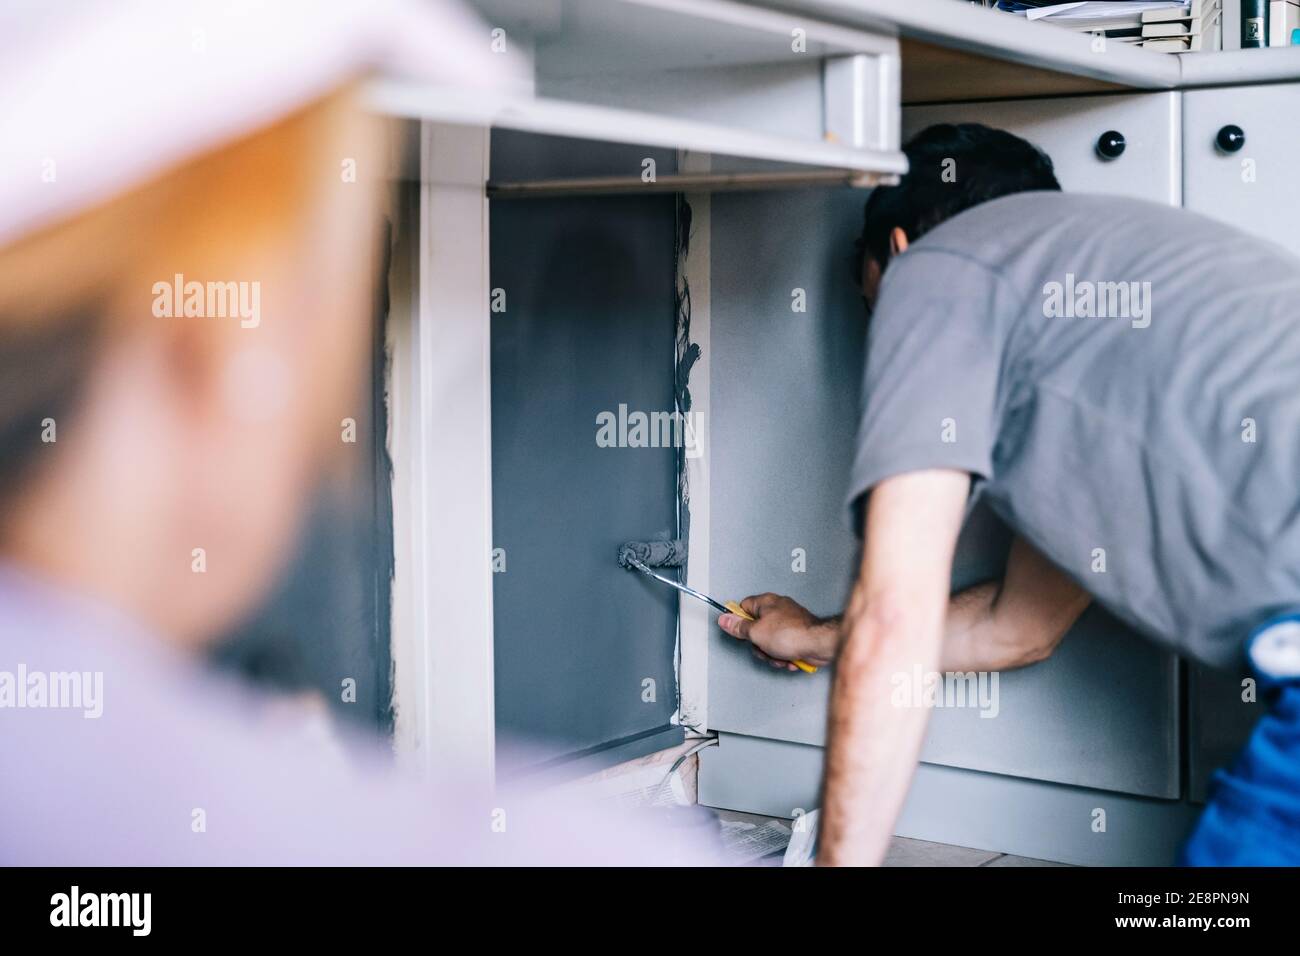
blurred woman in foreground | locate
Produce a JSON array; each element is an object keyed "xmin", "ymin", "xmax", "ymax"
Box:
[{"xmin": 0, "ymin": 0, "xmax": 707, "ymax": 865}]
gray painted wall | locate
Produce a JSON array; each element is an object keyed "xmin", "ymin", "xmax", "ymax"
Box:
[
  {"xmin": 702, "ymin": 96, "xmax": 1186, "ymax": 802},
  {"xmin": 489, "ymin": 131, "xmax": 683, "ymax": 771},
  {"xmin": 707, "ymin": 187, "xmax": 866, "ymax": 739}
]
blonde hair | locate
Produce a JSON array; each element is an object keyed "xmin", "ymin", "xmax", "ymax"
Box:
[{"xmin": 0, "ymin": 88, "xmax": 359, "ymax": 496}]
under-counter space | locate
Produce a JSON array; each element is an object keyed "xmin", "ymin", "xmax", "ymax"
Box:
[{"xmin": 376, "ymin": 0, "xmax": 1300, "ymax": 866}]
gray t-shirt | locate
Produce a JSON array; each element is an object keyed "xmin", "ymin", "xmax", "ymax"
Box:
[{"xmin": 848, "ymin": 191, "xmax": 1300, "ymax": 670}]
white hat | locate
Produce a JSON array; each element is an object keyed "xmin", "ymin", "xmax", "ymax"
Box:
[{"xmin": 0, "ymin": 0, "xmax": 526, "ymax": 246}]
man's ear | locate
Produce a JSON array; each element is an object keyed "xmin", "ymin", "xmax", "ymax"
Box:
[{"xmin": 889, "ymin": 227, "xmax": 910, "ymax": 257}]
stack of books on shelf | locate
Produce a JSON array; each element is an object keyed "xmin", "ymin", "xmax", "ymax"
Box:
[
  {"xmin": 996, "ymin": 1, "xmax": 1223, "ymax": 53},
  {"xmin": 1133, "ymin": 0, "xmax": 1223, "ymax": 52}
]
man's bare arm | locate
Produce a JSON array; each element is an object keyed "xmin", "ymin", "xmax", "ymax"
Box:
[
  {"xmin": 817, "ymin": 469, "xmax": 969, "ymax": 866},
  {"xmin": 942, "ymin": 536, "xmax": 1091, "ymax": 672},
  {"xmin": 720, "ymin": 537, "xmax": 1089, "ymax": 674}
]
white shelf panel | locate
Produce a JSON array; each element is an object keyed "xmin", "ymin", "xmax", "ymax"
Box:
[
  {"xmin": 1179, "ymin": 46, "xmax": 1300, "ymax": 87},
  {"xmin": 473, "ymin": 0, "xmax": 900, "ymax": 76},
  {"xmin": 367, "ymin": 82, "xmax": 906, "ymax": 180}
]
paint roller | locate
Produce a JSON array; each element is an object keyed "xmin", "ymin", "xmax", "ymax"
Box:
[
  {"xmin": 619, "ymin": 539, "xmax": 818, "ymax": 674},
  {"xmin": 617, "ymin": 539, "xmax": 688, "ymax": 570}
]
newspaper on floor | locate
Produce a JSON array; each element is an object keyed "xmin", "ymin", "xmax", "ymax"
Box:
[
  {"xmin": 577, "ymin": 759, "xmax": 692, "ymax": 810},
  {"xmin": 720, "ymin": 818, "xmax": 793, "ymax": 864}
]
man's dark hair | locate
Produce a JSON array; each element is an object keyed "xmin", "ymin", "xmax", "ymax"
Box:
[{"xmin": 853, "ymin": 123, "xmax": 1061, "ymax": 283}]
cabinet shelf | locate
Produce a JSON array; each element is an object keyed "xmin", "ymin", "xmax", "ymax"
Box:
[
  {"xmin": 367, "ymin": 82, "xmax": 906, "ymax": 187},
  {"xmin": 368, "ymin": 0, "xmax": 906, "ymax": 189}
]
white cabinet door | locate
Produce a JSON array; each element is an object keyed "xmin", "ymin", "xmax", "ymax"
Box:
[
  {"xmin": 1183, "ymin": 83, "xmax": 1300, "ymax": 257},
  {"xmin": 1181, "ymin": 82, "xmax": 1300, "ymax": 797},
  {"xmin": 904, "ymin": 92, "xmax": 1182, "ymax": 205}
]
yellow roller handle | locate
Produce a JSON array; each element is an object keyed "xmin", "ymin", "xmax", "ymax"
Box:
[{"xmin": 723, "ymin": 601, "xmax": 819, "ymax": 674}]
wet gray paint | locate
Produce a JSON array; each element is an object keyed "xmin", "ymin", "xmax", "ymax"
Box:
[
  {"xmin": 673, "ymin": 196, "xmax": 701, "ymax": 567},
  {"xmin": 489, "ymin": 131, "xmax": 683, "ymax": 771}
]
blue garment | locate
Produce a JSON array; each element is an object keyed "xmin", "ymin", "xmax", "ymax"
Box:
[{"xmin": 1182, "ymin": 617, "xmax": 1300, "ymax": 866}]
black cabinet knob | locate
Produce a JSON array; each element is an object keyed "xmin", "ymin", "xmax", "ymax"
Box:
[
  {"xmin": 1216, "ymin": 124, "xmax": 1246, "ymax": 153},
  {"xmin": 1096, "ymin": 130, "xmax": 1126, "ymax": 160}
]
